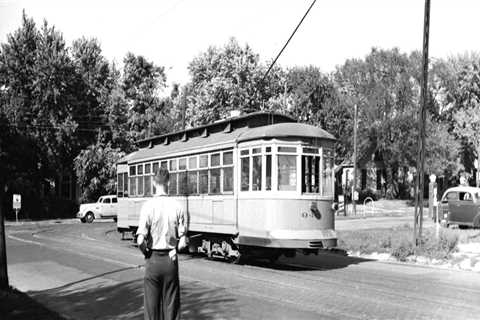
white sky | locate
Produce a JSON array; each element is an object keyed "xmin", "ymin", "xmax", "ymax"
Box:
[{"xmin": 1, "ymin": 0, "xmax": 480, "ymax": 87}]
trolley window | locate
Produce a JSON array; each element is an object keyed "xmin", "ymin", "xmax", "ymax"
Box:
[
  {"xmin": 241, "ymin": 157, "xmax": 250, "ymax": 191},
  {"xmin": 170, "ymin": 159, "xmax": 177, "ymax": 171},
  {"xmin": 223, "ymin": 151, "xmax": 233, "ymax": 165},
  {"xmin": 178, "ymin": 172, "xmax": 187, "ymax": 194},
  {"xmin": 188, "ymin": 156, "xmax": 197, "ymax": 170},
  {"xmin": 199, "ymin": 170, "xmax": 208, "ymax": 194},
  {"xmin": 266, "ymin": 154, "xmax": 272, "ymax": 191},
  {"xmin": 169, "ymin": 172, "xmax": 177, "ymax": 195},
  {"xmin": 211, "ymin": 153, "xmax": 220, "ymax": 167},
  {"xmin": 223, "ymin": 151, "xmax": 234, "ymax": 192},
  {"xmin": 302, "ymin": 155, "xmax": 320, "ymax": 193},
  {"xmin": 144, "ymin": 174, "xmax": 152, "ymax": 196},
  {"xmin": 223, "ymin": 167, "xmax": 233, "ymax": 192},
  {"xmin": 322, "ymin": 149, "xmax": 334, "ymax": 196},
  {"xmin": 123, "ymin": 173, "xmax": 128, "ymax": 197},
  {"xmin": 252, "ymin": 154, "xmax": 262, "ymax": 191},
  {"xmin": 137, "ymin": 175, "xmax": 144, "ymax": 196},
  {"xmin": 188, "ymin": 171, "xmax": 198, "ymax": 194},
  {"xmin": 278, "ymin": 146, "xmax": 296, "ymax": 153},
  {"xmin": 179, "ymin": 158, "xmax": 187, "ymax": 170},
  {"xmin": 210, "ymin": 168, "xmax": 221, "ymax": 194},
  {"xmin": 117, "ymin": 173, "xmax": 124, "ymax": 197},
  {"xmin": 278, "ymin": 155, "xmax": 297, "ymax": 191},
  {"xmin": 199, "ymin": 155, "xmax": 208, "ymax": 168},
  {"xmin": 129, "ymin": 175, "xmax": 136, "ymax": 196}
]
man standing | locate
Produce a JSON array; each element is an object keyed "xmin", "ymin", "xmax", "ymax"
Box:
[{"xmin": 137, "ymin": 167, "xmax": 187, "ymax": 320}]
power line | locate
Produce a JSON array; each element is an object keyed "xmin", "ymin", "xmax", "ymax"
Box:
[
  {"xmin": 0, "ymin": 123, "xmax": 114, "ymax": 133},
  {"xmin": 262, "ymin": 0, "xmax": 317, "ymax": 82}
]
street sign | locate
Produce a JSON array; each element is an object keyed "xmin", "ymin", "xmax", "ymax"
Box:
[{"xmin": 12, "ymin": 194, "xmax": 21, "ymax": 210}]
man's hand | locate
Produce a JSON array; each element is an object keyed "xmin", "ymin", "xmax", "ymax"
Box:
[{"xmin": 139, "ymin": 240, "xmax": 151, "ymax": 258}]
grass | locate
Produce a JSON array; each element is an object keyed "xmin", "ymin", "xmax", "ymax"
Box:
[
  {"xmin": 338, "ymin": 225, "xmax": 478, "ymax": 262},
  {"xmin": 0, "ymin": 286, "xmax": 65, "ymax": 320}
]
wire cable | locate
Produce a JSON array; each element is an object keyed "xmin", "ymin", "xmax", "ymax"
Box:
[{"xmin": 262, "ymin": 0, "xmax": 317, "ymax": 82}]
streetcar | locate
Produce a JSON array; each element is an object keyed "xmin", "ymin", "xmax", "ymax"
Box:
[{"xmin": 116, "ymin": 112, "xmax": 337, "ymax": 262}]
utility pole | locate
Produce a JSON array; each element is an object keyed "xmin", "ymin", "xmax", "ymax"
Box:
[
  {"xmin": 414, "ymin": 0, "xmax": 431, "ymax": 245},
  {"xmin": 0, "ymin": 185, "xmax": 8, "ymax": 289},
  {"xmin": 353, "ymin": 104, "xmax": 358, "ymax": 215}
]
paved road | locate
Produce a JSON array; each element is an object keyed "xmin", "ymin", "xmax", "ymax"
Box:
[{"xmin": 6, "ymin": 221, "xmax": 480, "ymax": 320}]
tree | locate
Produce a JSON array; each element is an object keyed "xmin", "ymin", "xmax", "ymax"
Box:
[
  {"xmin": 454, "ymin": 106, "xmax": 480, "ymax": 185},
  {"xmin": 0, "ymin": 13, "xmax": 81, "ymax": 194},
  {"xmin": 279, "ymin": 66, "xmax": 352, "ymax": 161},
  {"xmin": 74, "ymin": 141, "xmax": 125, "ymax": 203},
  {"xmin": 121, "ymin": 53, "xmax": 171, "ymax": 141},
  {"xmin": 71, "ymin": 37, "xmax": 115, "ymax": 147},
  {"xmin": 184, "ymin": 38, "xmax": 283, "ymax": 126},
  {"xmin": 334, "ymin": 48, "xmax": 460, "ymax": 197}
]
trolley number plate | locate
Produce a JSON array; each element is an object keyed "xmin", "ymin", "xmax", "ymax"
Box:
[{"xmin": 301, "ymin": 211, "xmax": 316, "ymax": 218}]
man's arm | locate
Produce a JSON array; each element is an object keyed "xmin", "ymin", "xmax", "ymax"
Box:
[
  {"xmin": 177, "ymin": 205, "xmax": 188, "ymax": 237},
  {"xmin": 137, "ymin": 202, "xmax": 151, "ymax": 257}
]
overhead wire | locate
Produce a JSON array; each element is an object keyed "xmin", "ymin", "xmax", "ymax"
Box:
[{"xmin": 262, "ymin": 0, "xmax": 317, "ymax": 82}]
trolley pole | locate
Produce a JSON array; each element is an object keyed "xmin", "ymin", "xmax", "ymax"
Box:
[
  {"xmin": 414, "ymin": 0, "xmax": 431, "ymax": 245},
  {"xmin": 353, "ymin": 104, "xmax": 358, "ymax": 215}
]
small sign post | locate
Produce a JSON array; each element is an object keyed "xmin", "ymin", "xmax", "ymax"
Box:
[{"xmin": 12, "ymin": 194, "xmax": 21, "ymax": 223}]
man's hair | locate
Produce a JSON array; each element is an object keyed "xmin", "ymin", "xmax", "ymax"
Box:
[{"xmin": 153, "ymin": 167, "xmax": 170, "ymax": 185}]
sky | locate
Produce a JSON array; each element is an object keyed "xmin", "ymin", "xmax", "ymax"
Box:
[{"xmin": 1, "ymin": 0, "xmax": 480, "ymax": 87}]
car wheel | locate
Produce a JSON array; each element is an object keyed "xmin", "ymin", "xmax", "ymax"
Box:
[
  {"xmin": 85, "ymin": 212, "xmax": 95, "ymax": 223},
  {"xmin": 113, "ymin": 217, "xmax": 117, "ymax": 223},
  {"xmin": 80, "ymin": 217, "xmax": 86, "ymax": 223}
]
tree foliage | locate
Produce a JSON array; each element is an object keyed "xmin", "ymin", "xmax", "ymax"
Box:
[
  {"xmin": 183, "ymin": 38, "xmax": 283, "ymax": 126},
  {"xmin": 74, "ymin": 141, "xmax": 125, "ymax": 202},
  {"xmin": 121, "ymin": 53, "xmax": 171, "ymax": 141}
]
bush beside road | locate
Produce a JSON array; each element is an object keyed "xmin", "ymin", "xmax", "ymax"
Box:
[{"xmin": 339, "ymin": 224, "xmax": 480, "ymax": 272}]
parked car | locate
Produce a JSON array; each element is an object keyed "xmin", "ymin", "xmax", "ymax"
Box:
[
  {"xmin": 437, "ymin": 186, "xmax": 480, "ymax": 228},
  {"xmin": 77, "ymin": 195, "xmax": 118, "ymax": 223}
]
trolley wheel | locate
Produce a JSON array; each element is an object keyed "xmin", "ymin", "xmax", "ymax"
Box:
[{"xmin": 85, "ymin": 212, "xmax": 95, "ymax": 223}]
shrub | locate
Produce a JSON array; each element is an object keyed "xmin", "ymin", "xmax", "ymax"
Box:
[
  {"xmin": 414, "ymin": 229, "xmax": 459, "ymax": 260},
  {"xmin": 438, "ymin": 230, "xmax": 459, "ymax": 254},
  {"xmin": 380, "ymin": 236, "xmax": 392, "ymax": 249},
  {"xmin": 391, "ymin": 238, "xmax": 414, "ymax": 261}
]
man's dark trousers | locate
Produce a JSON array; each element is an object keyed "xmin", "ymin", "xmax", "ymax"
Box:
[{"xmin": 144, "ymin": 251, "xmax": 180, "ymax": 320}]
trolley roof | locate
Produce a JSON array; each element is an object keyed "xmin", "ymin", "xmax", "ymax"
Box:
[
  {"xmin": 118, "ymin": 112, "xmax": 336, "ymax": 164},
  {"xmin": 236, "ymin": 122, "xmax": 336, "ymax": 143}
]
